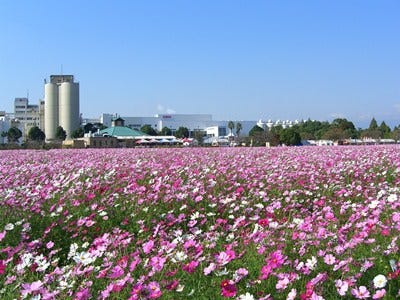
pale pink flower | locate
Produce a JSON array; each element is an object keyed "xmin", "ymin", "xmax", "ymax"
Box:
[
  {"xmin": 276, "ymin": 277, "xmax": 290, "ymax": 290},
  {"xmin": 372, "ymin": 289, "xmax": 386, "ymax": 299},
  {"xmin": 335, "ymin": 279, "xmax": 349, "ymax": 296},
  {"xmin": 204, "ymin": 263, "xmax": 216, "ymax": 275},
  {"xmin": 287, "ymin": 289, "xmax": 296, "ymax": 300},
  {"xmin": 216, "ymin": 251, "xmax": 233, "ymax": 266},
  {"xmin": 21, "ymin": 280, "xmax": 43, "ymax": 296},
  {"xmin": 46, "ymin": 241, "xmax": 54, "ymax": 249},
  {"xmin": 392, "ymin": 212, "xmax": 400, "ymax": 222},
  {"xmin": 323, "ymin": 254, "xmax": 336, "ymax": 265},
  {"xmin": 351, "ymin": 286, "xmax": 370, "ymax": 299},
  {"xmin": 85, "ymin": 219, "xmax": 95, "ymax": 227}
]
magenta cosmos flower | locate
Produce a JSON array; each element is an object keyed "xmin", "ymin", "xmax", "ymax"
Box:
[{"xmin": 220, "ymin": 279, "xmax": 237, "ymax": 298}]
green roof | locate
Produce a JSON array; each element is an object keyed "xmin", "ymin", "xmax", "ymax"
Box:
[{"xmin": 99, "ymin": 126, "xmax": 149, "ymax": 137}]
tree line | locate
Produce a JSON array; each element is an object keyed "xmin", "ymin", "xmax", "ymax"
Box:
[{"xmin": 247, "ymin": 118, "xmax": 400, "ymax": 146}]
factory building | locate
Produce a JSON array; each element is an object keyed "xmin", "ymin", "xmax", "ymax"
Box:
[
  {"xmin": 44, "ymin": 75, "xmax": 80, "ymax": 140},
  {"xmin": 13, "ymin": 98, "xmax": 44, "ymax": 139}
]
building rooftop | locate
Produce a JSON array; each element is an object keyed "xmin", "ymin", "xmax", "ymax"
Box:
[{"xmin": 99, "ymin": 126, "xmax": 148, "ymax": 138}]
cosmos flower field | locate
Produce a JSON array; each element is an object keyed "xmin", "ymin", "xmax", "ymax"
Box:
[{"xmin": 1, "ymin": 146, "xmax": 400, "ymax": 299}]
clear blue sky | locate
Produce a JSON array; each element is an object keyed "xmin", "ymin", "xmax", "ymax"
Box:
[{"xmin": 1, "ymin": 1, "xmax": 399, "ymax": 128}]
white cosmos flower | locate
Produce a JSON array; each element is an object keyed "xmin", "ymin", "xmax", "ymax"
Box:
[
  {"xmin": 73, "ymin": 251, "xmax": 94, "ymax": 266},
  {"xmin": 173, "ymin": 251, "xmax": 187, "ymax": 262},
  {"xmin": 238, "ymin": 292, "xmax": 255, "ymax": 300},
  {"xmin": 373, "ymin": 274, "xmax": 387, "ymax": 288},
  {"xmin": 5, "ymin": 223, "xmax": 14, "ymax": 231},
  {"xmin": 387, "ymin": 194, "xmax": 397, "ymax": 203},
  {"xmin": 369, "ymin": 200, "xmax": 380, "ymax": 209},
  {"xmin": 99, "ymin": 211, "xmax": 107, "ymax": 217},
  {"xmin": 306, "ymin": 256, "xmax": 317, "ymax": 270}
]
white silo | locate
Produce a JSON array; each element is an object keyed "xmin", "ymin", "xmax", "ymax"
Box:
[
  {"xmin": 44, "ymin": 82, "xmax": 59, "ymax": 140},
  {"xmin": 59, "ymin": 81, "xmax": 79, "ymax": 139},
  {"xmin": 44, "ymin": 75, "xmax": 80, "ymax": 141}
]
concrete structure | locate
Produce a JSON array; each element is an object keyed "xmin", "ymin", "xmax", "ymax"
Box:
[
  {"xmin": 14, "ymin": 98, "xmax": 42, "ymax": 139},
  {"xmin": 44, "ymin": 75, "xmax": 79, "ymax": 140}
]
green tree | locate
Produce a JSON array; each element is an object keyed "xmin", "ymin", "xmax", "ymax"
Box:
[
  {"xmin": 322, "ymin": 127, "xmax": 344, "ymax": 141},
  {"xmin": 194, "ymin": 130, "xmax": 205, "ymax": 145},
  {"xmin": 361, "ymin": 128, "xmax": 382, "ymax": 139},
  {"xmin": 279, "ymin": 127, "xmax": 301, "ymax": 145},
  {"xmin": 228, "ymin": 121, "xmax": 235, "ymax": 136},
  {"xmin": 160, "ymin": 127, "xmax": 172, "ymax": 136},
  {"xmin": 7, "ymin": 127, "xmax": 22, "ymax": 143},
  {"xmin": 268, "ymin": 126, "xmax": 282, "ymax": 146},
  {"xmin": 140, "ymin": 124, "xmax": 158, "ymax": 136},
  {"xmin": 379, "ymin": 121, "xmax": 391, "ymax": 138},
  {"xmin": 175, "ymin": 127, "xmax": 189, "ymax": 138},
  {"xmin": 235, "ymin": 122, "xmax": 242, "ymax": 138},
  {"xmin": 84, "ymin": 123, "xmax": 95, "ymax": 134},
  {"xmin": 297, "ymin": 119, "xmax": 330, "ymax": 140},
  {"xmin": 28, "ymin": 126, "xmax": 45, "ymax": 142},
  {"xmin": 369, "ymin": 118, "xmax": 378, "ymax": 131},
  {"xmin": 391, "ymin": 126, "xmax": 400, "ymax": 142},
  {"xmin": 71, "ymin": 127, "xmax": 84, "ymax": 139},
  {"xmin": 55, "ymin": 126, "xmax": 67, "ymax": 141},
  {"xmin": 331, "ymin": 118, "xmax": 358, "ymax": 138},
  {"xmin": 94, "ymin": 123, "xmax": 107, "ymax": 131},
  {"xmin": 249, "ymin": 125, "xmax": 264, "ymax": 137}
]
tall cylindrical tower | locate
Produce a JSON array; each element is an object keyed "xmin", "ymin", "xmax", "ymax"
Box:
[
  {"xmin": 44, "ymin": 83, "xmax": 59, "ymax": 140},
  {"xmin": 59, "ymin": 82, "xmax": 80, "ymax": 139}
]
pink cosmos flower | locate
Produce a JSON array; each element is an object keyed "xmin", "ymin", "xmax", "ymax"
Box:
[
  {"xmin": 148, "ymin": 281, "xmax": 162, "ymax": 299},
  {"xmin": 108, "ymin": 265, "xmax": 125, "ymax": 279},
  {"xmin": 21, "ymin": 280, "xmax": 43, "ymax": 296},
  {"xmin": 77, "ymin": 218, "xmax": 86, "ymax": 226},
  {"xmin": 204, "ymin": 263, "xmax": 216, "ymax": 275},
  {"xmin": 85, "ymin": 219, "xmax": 95, "ymax": 227},
  {"xmin": 75, "ymin": 288, "xmax": 91, "ymax": 300},
  {"xmin": 351, "ymin": 286, "xmax": 370, "ymax": 299},
  {"xmin": 267, "ymin": 250, "xmax": 285, "ymax": 269},
  {"xmin": 323, "ymin": 254, "xmax": 336, "ymax": 265},
  {"xmin": 0, "ymin": 231, "xmax": 6, "ymax": 241},
  {"xmin": 142, "ymin": 240, "xmax": 154, "ymax": 254},
  {"xmin": 233, "ymin": 267, "xmax": 249, "ymax": 282},
  {"xmin": 287, "ymin": 289, "xmax": 297, "ymax": 300},
  {"xmin": 165, "ymin": 279, "xmax": 179, "ymax": 290},
  {"xmin": 260, "ymin": 264, "xmax": 272, "ymax": 280},
  {"xmin": 220, "ymin": 279, "xmax": 237, "ymax": 298},
  {"xmin": 149, "ymin": 256, "xmax": 166, "ymax": 272},
  {"xmin": 46, "ymin": 241, "xmax": 54, "ymax": 249},
  {"xmin": 258, "ymin": 218, "xmax": 269, "ymax": 226},
  {"xmin": 372, "ymin": 289, "xmax": 386, "ymax": 299},
  {"xmin": 276, "ymin": 277, "xmax": 290, "ymax": 290},
  {"xmin": 0, "ymin": 260, "xmax": 6, "ymax": 275},
  {"xmin": 392, "ymin": 212, "xmax": 400, "ymax": 222},
  {"xmin": 129, "ymin": 257, "xmax": 141, "ymax": 272},
  {"xmin": 216, "ymin": 250, "xmax": 235, "ymax": 266},
  {"xmin": 182, "ymin": 260, "xmax": 199, "ymax": 273}
]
